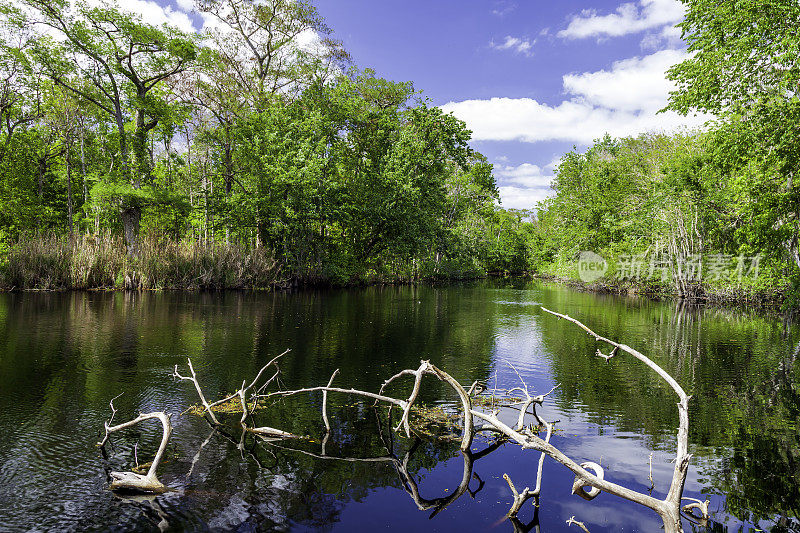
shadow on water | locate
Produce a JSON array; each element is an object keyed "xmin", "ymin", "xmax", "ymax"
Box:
[{"xmin": 0, "ymin": 281, "xmax": 797, "ymax": 531}]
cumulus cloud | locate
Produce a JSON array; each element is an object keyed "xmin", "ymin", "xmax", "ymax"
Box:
[
  {"xmin": 494, "ymin": 161, "xmax": 558, "ymax": 209},
  {"xmin": 558, "ymin": 0, "xmax": 683, "ymax": 40},
  {"xmin": 441, "ymin": 49, "xmax": 708, "ymax": 145},
  {"xmin": 563, "ymin": 48, "xmax": 684, "ymax": 112},
  {"xmin": 129, "ymin": 0, "xmax": 195, "ymax": 32},
  {"xmin": 641, "ymin": 24, "xmax": 683, "ymax": 50},
  {"xmin": 441, "ymin": 97, "xmax": 704, "ymax": 144},
  {"xmin": 495, "ymin": 163, "xmax": 552, "ymax": 188},
  {"xmin": 83, "ymin": 0, "xmax": 196, "ymax": 33},
  {"xmin": 490, "ymin": 36, "xmax": 534, "ymax": 57},
  {"xmin": 498, "ymin": 185, "xmax": 553, "ymax": 209},
  {"xmin": 176, "ymin": 0, "xmax": 195, "ymax": 11}
]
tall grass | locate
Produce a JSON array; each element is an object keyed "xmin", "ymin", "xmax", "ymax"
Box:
[{"xmin": 0, "ymin": 234, "xmax": 282, "ymax": 290}]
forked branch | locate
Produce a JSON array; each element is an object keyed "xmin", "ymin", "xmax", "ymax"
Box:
[{"xmin": 98, "ymin": 409, "xmax": 172, "ymax": 493}]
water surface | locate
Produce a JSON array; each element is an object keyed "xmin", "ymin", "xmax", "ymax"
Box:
[{"xmin": 0, "ymin": 280, "xmax": 797, "ymax": 531}]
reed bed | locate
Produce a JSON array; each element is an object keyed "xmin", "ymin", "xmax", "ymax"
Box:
[{"xmin": 0, "ymin": 234, "xmax": 281, "ymax": 290}]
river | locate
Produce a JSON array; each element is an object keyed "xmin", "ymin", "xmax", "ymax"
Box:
[{"xmin": 0, "ymin": 280, "xmax": 797, "ymax": 531}]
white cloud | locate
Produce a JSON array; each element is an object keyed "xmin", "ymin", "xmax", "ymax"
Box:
[
  {"xmin": 442, "ymin": 97, "xmax": 704, "ymax": 144},
  {"xmin": 563, "ymin": 48, "xmax": 684, "ymax": 112},
  {"xmin": 131, "ymin": 0, "xmax": 196, "ymax": 33},
  {"xmin": 498, "ymin": 185, "xmax": 553, "ymax": 209},
  {"xmin": 176, "ymin": 0, "xmax": 195, "ymax": 12},
  {"xmin": 295, "ymin": 28, "xmax": 325, "ymax": 54},
  {"xmin": 82, "ymin": 0, "xmax": 196, "ymax": 33},
  {"xmin": 441, "ymin": 49, "xmax": 709, "ymax": 145},
  {"xmin": 641, "ymin": 24, "xmax": 683, "ymax": 50},
  {"xmin": 490, "ymin": 36, "xmax": 534, "ymax": 57},
  {"xmin": 558, "ymin": 0, "xmax": 683, "ymax": 40},
  {"xmin": 495, "ymin": 163, "xmax": 552, "ymax": 188},
  {"xmin": 494, "ymin": 162, "xmax": 559, "ymax": 209}
]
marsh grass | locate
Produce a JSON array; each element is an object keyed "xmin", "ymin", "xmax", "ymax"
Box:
[{"xmin": 0, "ymin": 234, "xmax": 281, "ymax": 290}]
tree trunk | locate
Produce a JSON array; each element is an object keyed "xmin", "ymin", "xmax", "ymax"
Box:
[
  {"xmin": 120, "ymin": 206, "xmax": 141, "ymax": 257},
  {"xmin": 79, "ymin": 130, "xmax": 88, "ymax": 205},
  {"xmin": 66, "ymin": 142, "xmax": 74, "ymax": 237}
]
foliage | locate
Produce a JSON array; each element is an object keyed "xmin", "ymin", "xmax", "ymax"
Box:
[
  {"xmin": 0, "ymin": 0, "xmax": 538, "ymax": 288},
  {"xmin": 531, "ymin": 129, "xmax": 798, "ymax": 302}
]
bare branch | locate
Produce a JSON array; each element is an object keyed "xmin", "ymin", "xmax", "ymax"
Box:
[
  {"xmin": 395, "ymin": 362, "xmax": 427, "ymax": 436},
  {"xmin": 503, "ymin": 473, "xmax": 536, "ymax": 517},
  {"xmin": 258, "ymin": 385, "xmax": 408, "ymax": 409},
  {"xmin": 98, "ymin": 411, "xmax": 172, "ymax": 493},
  {"xmin": 566, "ymin": 516, "xmax": 591, "ymax": 532},
  {"xmin": 540, "ymin": 307, "xmax": 688, "ymax": 401},
  {"xmin": 681, "ymin": 497, "xmax": 710, "ymax": 519},
  {"xmin": 377, "ymin": 369, "xmax": 417, "ymax": 397},
  {"xmin": 572, "ymin": 462, "xmax": 604, "ymax": 501},
  {"xmin": 174, "ymin": 350, "xmax": 291, "ymax": 425},
  {"xmin": 322, "ymin": 368, "xmax": 339, "ymax": 434},
  {"xmin": 173, "ymin": 359, "xmax": 219, "ymax": 425},
  {"xmin": 595, "ymin": 346, "xmax": 618, "ymax": 362},
  {"xmin": 243, "ymin": 348, "xmax": 291, "ymax": 394},
  {"xmin": 540, "ymin": 306, "xmax": 692, "ymax": 516}
]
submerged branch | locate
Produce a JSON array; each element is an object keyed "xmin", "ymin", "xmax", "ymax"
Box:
[
  {"xmin": 98, "ymin": 410, "xmax": 172, "ymax": 494},
  {"xmin": 99, "ymin": 307, "xmax": 696, "ymax": 531},
  {"xmin": 540, "ymin": 307, "xmax": 692, "ymax": 530}
]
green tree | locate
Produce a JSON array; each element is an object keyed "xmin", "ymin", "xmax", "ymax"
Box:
[
  {"xmin": 667, "ymin": 0, "xmax": 800, "ymax": 271},
  {"xmin": 14, "ymin": 0, "xmax": 198, "ymax": 254}
]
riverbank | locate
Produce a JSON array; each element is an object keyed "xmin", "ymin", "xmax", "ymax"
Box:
[
  {"xmin": 4, "ymin": 235, "xmax": 791, "ymax": 312},
  {"xmin": 0, "ymin": 235, "xmax": 489, "ymax": 291},
  {"xmin": 533, "ymin": 271, "xmax": 790, "ymax": 309}
]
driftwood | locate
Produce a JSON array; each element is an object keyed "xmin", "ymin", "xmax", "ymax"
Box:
[
  {"xmin": 106, "ymin": 307, "xmax": 696, "ymax": 532},
  {"xmin": 681, "ymin": 497, "xmax": 710, "ymax": 520},
  {"xmin": 538, "ymin": 307, "xmax": 692, "ymax": 532},
  {"xmin": 493, "ymin": 362, "xmax": 559, "ymax": 516},
  {"xmin": 172, "ymin": 349, "xmax": 290, "ymax": 424},
  {"xmin": 98, "ymin": 407, "xmax": 172, "ymax": 493}
]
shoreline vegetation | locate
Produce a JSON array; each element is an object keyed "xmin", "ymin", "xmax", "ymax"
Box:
[
  {"xmin": 526, "ymin": 129, "xmax": 800, "ymax": 312},
  {"xmin": 0, "ymin": 230, "xmax": 789, "ymax": 315},
  {"xmin": 0, "ymin": 1, "xmax": 534, "ymax": 293},
  {"xmin": 3, "ymin": 0, "xmax": 800, "ymax": 313},
  {"xmin": 533, "ymin": 272, "xmax": 788, "ymax": 310},
  {"xmin": 0, "ymin": 233, "xmax": 501, "ymax": 291}
]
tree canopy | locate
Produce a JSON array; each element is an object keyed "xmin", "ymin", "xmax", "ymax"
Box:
[{"xmin": 0, "ymin": 0, "xmax": 534, "ymax": 288}]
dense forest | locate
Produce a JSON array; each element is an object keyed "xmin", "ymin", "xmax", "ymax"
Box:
[
  {"xmin": 1, "ymin": 0, "xmax": 798, "ymax": 304},
  {"xmin": 0, "ymin": 0, "xmax": 533, "ymax": 289},
  {"xmin": 532, "ymin": 1, "xmax": 800, "ymax": 306}
]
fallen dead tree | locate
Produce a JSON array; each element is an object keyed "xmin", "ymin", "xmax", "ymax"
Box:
[
  {"xmin": 98, "ymin": 307, "xmax": 702, "ymax": 532},
  {"xmin": 539, "ymin": 307, "xmax": 693, "ymax": 532}
]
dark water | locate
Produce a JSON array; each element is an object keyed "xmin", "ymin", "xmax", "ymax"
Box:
[{"xmin": 0, "ymin": 280, "xmax": 797, "ymax": 532}]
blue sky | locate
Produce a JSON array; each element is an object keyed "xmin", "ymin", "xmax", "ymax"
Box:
[
  {"xmin": 315, "ymin": 0, "xmax": 707, "ymax": 209},
  {"xmin": 122, "ymin": 0, "xmax": 708, "ymax": 210}
]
